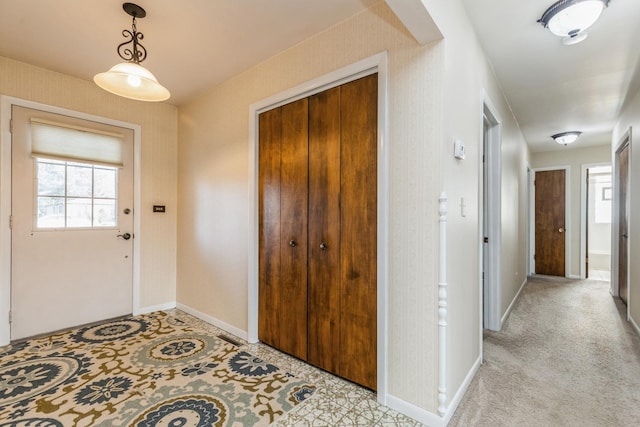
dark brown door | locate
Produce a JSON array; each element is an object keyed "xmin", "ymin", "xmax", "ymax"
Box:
[
  {"xmin": 258, "ymin": 74, "xmax": 377, "ymax": 390},
  {"xmin": 258, "ymin": 98, "xmax": 309, "ymax": 360},
  {"xmin": 617, "ymin": 143, "xmax": 629, "ymax": 305},
  {"xmin": 535, "ymin": 169, "xmax": 566, "ymax": 276}
]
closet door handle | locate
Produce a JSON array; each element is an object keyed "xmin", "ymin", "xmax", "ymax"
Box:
[
  {"xmin": 320, "ymin": 242, "xmax": 328, "ymax": 251},
  {"xmin": 289, "ymin": 240, "xmax": 297, "ymax": 248}
]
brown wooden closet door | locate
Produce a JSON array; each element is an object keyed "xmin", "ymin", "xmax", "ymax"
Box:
[
  {"xmin": 308, "ymin": 86, "xmax": 341, "ymax": 373},
  {"xmin": 339, "ymin": 74, "xmax": 377, "ymax": 390},
  {"xmin": 258, "ymin": 99, "xmax": 309, "ymax": 360},
  {"xmin": 258, "ymin": 108, "xmax": 282, "ymax": 349}
]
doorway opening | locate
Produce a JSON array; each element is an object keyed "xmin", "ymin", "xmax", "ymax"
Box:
[
  {"xmin": 582, "ymin": 164, "xmax": 612, "ymax": 282},
  {"xmin": 481, "ymin": 97, "xmax": 501, "ymax": 332}
]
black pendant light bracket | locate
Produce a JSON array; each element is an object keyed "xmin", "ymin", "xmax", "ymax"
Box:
[{"xmin": 117, "ymin": 3, "xmax": 147, "ymax": 64}]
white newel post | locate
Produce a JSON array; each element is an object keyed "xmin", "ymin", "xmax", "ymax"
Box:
[{"xmin": 438, "ymin": 192, "xmax": 448, "ymax": 416}]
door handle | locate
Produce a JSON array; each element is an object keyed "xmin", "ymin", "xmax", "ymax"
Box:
[
  {"xmin": 621, "ymin": 233, "xmax": 628, "ymax": 238},
  {"xmin": 320, "ymin": 242, "xmax": 328, "ymax": 251},
  {"xmin": 117, "ymin": 233, "xmax": 132, "ymax": 240},
  {"xmin": 558, "ymin": 228, "xmax": 565, "ymax": 233},
  {"xmin": 289, "ymin": 239, "xmax": 296, "ymax": 248}
]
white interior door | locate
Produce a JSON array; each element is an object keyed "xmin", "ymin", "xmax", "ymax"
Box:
[{"xmin": 10, "ymin": 106, "xmax": 134, "ymax": 340}]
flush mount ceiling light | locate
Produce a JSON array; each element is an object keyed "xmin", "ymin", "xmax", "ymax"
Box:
[
  {"xmin": 538, "ymin": 0, "xmax": 609, "ymax": 45},
  {"xmin": 552, "ymin": 131, "xmax": 582, "ymax": 146},
  {"xmin": 94, "ymin": 3, "xmax": 170, "ymax": 102}
]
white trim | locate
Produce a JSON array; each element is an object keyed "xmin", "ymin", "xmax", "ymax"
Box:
[
  {"xmin": 531, "ymin": 166, "xmax": 571, "ymax": 278},
  {"xmin": 386, "ymin": 356, "xmax": 481, "ymax": 427},
  {"xmin": 386, "ymin": 395, "xmax": 444, "ymax": 427},
  {"xmin": 0, "ymin": 96, "xmax": 142, "ymax": 346},
  {"xmin": 501, "ymin": 278, "xmax": 527, "ymax": 327},
  {"xmin": 630, "ymin": 314, "xmax": 640, "ymax": 338},
  {"xmin": 177, "ymin": 302, "xmax": 248, "ymax": 341},
  {"xmin": 481, "ymin": 92, "xmax": 502, "ymax": 332},
  {"xmin": 567, "ymin": 275, "xmax": 582, "ymax": 280},
  {"xmin": 528, "ymin": 169, "xmax": 536, "ymax": 275},
  {"xmin": 579, "ymin": 162, "xmax": 612, "ymax": 280},
  {"xmin": 438, "ymin": 192, "xmax": 448, "ymax": 416},
  {"xmin": 137, "ymin": 302, "xmax": 176, "ymax": 315},
  {"xmin": 246, "ymin": 52, "xmax": 390, "ymax": 401}
]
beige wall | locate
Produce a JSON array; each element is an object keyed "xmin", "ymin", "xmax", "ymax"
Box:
[
  {"xmin": 178, "ymin": 1, "xmax": 443, "ymax": 412},
  {"xmin": 177, "ymin": 0, "xmax": 531, "ymax": 417},
  {"xmin": 531, "ymin": 145, "xmax": 612, "ymax": 277},
  {"xmin": 612, "ymin": 85, "xmax": 640, "ymax": 332},
  {"xmin": 0, "ymin": 56, "xmax": 179, "ymax": 310}
]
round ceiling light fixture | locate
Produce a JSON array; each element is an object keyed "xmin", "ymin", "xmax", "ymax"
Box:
[
  {"xmin": 551, "ymin": 131, "xmax": 582, "ymax": 146},
  {"xmin": 538, "ymin": 0, "xmax": 609, "ymax": 45}
]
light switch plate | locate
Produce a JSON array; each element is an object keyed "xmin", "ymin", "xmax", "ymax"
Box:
[{"xmin": 454, "ymin": 140, "xmax": 466, "ymax": 160}]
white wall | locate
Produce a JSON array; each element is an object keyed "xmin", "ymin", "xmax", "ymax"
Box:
[
  {"xmin": 612, "ymin": 85, "xmax": 640, "ymax": 332},
  {"xmin": 420, "ymin": 0, "xmax": 530, "ymax": 406},
  {"xmin": 531, "ymin": 145, "xmax": 612, "ymax": 277},
  {"xmin": 0, "ymin": 56, "xmax": 178, "ymax": 343}
]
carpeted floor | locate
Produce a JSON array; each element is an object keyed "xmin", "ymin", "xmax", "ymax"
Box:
[
  {"xmin": 0, "ymin": 311, "xmax": 315, "ymax": 426},
  {"xmin": 449, "ymin": 276, "xmax": 640, "ymax": 427}
]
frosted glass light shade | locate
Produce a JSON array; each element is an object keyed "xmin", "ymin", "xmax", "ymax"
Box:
[
  {"xmin": 552, "ymin": 131, "xmax": 582, "ymax": 145},
  {"xmin": 94, "ymin": 62, "xmax": 170, "ymax": 102},
  {"xmin": 542, "ymin": 0, "xmax": 607, "ymax": 37}
]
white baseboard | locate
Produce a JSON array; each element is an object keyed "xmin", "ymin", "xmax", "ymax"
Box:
[
  {"xmin": 630, "ymin": 314, "xmax": 640, "ymax": 338},
  {"xmin": 442, "ymin": 356, "xmax": 481, "ymax": 425},
  {"xmin": 135, "ymin": 302, "xmax": 176, "ymax": 315},
  {"xmin": 176, "ymin": 303, "xmax": 248, "ymax": 341},
  {"xmin": 501, "ymin": 278, "xmax": 526, "ymax": 327},
  {"xmin": 386, "ymin": 356, "xmax": 481, "ymax": 427},
  {"xmin": 567, "ymin": 275, "xmax": 581, "ymax": 279},
  {"xmin": 386, "ymin": 394, "xmax": 443, "ymax": 427}
]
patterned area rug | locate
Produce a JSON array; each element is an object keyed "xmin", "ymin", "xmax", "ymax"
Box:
[{"xmin": 0, "ymin": 311, "xmax": 315, "ymax": 426}]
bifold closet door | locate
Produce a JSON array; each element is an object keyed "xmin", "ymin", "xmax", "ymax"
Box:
[
  {"xmin": 258, "ymin": 98, "xmax": 309, "ymax": 360},
  {"xmin": 338, "ymin": 75, "xmax": 377, "ymax": 390}
]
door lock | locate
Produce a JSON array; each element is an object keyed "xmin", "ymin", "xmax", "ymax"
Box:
[{"xmin": 117, "ymin": 233, "xmax": 132, "ymax": 240}]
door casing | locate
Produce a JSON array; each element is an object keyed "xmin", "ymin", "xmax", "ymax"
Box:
[
  {"xmin": 613, "ymin": 129, "xmax": 631, "ymax": 311},
  {"xmin": 0, "ymin": 96, "xmax": 142, "ymax": 346},
  {"xmin": 248, "ymin": 53, "xmax": 389, "ymax": 402}
]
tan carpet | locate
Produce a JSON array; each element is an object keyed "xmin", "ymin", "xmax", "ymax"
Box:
[{"xmin": 450, "ymin": 276, "xmax": 640, "ymax": 427}]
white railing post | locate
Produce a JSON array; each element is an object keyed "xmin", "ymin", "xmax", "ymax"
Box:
[{"xmin": 438, "ymin": 192, "xmax": 448, "ymax": 417}]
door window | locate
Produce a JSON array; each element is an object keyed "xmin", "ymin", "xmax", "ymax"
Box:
[{"xmin": 35, "ymin": 158, "xmax": 118, "ymax": 229}]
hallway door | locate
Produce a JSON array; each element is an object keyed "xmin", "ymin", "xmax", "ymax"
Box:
[
  {"xmin": 11, "ymin": 106, "xmax": 134, "ymax": 340},
  {"xmin": 535, "ymin": 169, "xmax": 566, "ymax": 276},
  {"xmin": 617, "ymin": 143, "xmax": 629, "ymax": 304}
]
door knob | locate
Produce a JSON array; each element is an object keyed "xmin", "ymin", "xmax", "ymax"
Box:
[
  {"xmin": 289, "ymin": 240, "xmax": 296, "ymax": 247},
  {"xmin": 558, "ymin": 228, "xmax": 565, "ymax": 233},
  {"xmin": 320, "ymin": 242, "xmax": 328, "ymax": 251},
  {"xmin": 621, "ymin": 233, "xmax": 628, "ymax": 238},
  {"xmin": 117, "ymin": 233, "xmax": 132, "ymax": 240}
]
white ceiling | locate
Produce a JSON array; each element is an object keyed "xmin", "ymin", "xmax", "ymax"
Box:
[
  {"xmin": 1, "ymin": 1, "xmax": 638, "ymax": 153},
  {"xmin": 0, "ymin": 0, "xmax": 377, "ymax": 106},
  {"xmin": 461, "ymin": 0, "xmax": 640, "ymax": 152}
]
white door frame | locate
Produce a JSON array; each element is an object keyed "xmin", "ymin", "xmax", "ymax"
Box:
[
  {"xmin": 579, "ymin": 162, "xmax": 612, "ymax": 280},
  {"xmin": 0, "ymin": 96, "xmax": 142, "ymax": 346},
  {"xmin": 480, "ymin": 93, "xmax": 502, "ymax": 332},
  {"xmin": 530, "ymin": 166, "xmax": 571, "ymax": 278},
  {"xmin": 246, "ymin": 52, "xmax": 389, "ymax": 402},
  {"xmin": 612, "ymin": 129, "xmax": 631, "ymax": 310}
]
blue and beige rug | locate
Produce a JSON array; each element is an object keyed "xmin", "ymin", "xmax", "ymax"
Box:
[{"xmin": 0, "ymin": 311, "xmax": 315, "ymax": 426}]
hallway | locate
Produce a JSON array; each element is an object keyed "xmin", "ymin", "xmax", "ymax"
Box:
[{"xmin": 450, "ymin": 276, "xmax": 640, "ymax": 426}]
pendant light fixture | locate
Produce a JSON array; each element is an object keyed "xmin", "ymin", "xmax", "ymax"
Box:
[
  {"xmin": 94, "ymin": 3, "xmax": 170, "ymax": 102},
  {"xmin": 552, "ymin": 131, "xmax": 582, "ymax": 146},
  {"xmin": 538, "ymin": 0, "xmax": 609, "ymax": 45}
]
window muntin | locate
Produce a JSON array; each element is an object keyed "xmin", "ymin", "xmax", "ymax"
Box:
[{"xmin": 35, "ymin": 159, "xmax": 117, "ymax": 229}]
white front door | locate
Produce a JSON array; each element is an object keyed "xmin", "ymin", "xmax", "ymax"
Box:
[{"xmin": 10, "ymin": 106, "xmax": 134, "ymax": 340}]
